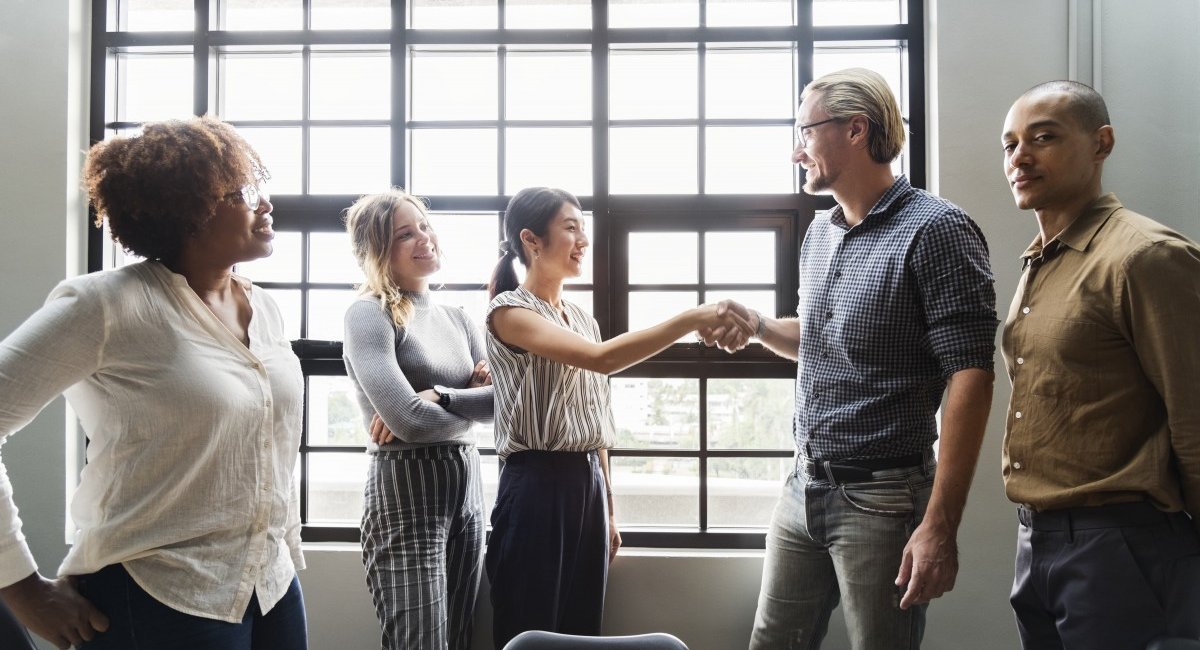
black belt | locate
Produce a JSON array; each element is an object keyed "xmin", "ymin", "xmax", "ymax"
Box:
[
  {"xmin": 1016, "ymin": 501, "xmax": 1181, "ymax": 532},
  {"xmin": 802, "ymin": 453, "xmax": 927, "ymax": 483}
]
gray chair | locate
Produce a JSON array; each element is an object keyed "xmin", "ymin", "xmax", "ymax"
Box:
[
  {"xmin": 0, "ymin": 598, "xmax": 38, "ymax": 650},
  {"xmin": 503, "ymin": 630, "xmax": 689, "ymax": 650},
  {"xmin": 1147, "ymin": 640, "xmax": 1200, "ymax": 650}
]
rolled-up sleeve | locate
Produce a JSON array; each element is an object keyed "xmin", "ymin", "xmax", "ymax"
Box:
[{"xmin": 912, "ymin": 210, "xmax": 998, "ymax": 378}]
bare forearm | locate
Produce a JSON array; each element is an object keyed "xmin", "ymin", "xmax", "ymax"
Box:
[
  {"xmin": 756, "ymin": 314, "xmax": 801, "ymax": 361},
  {"xmin": 592, "ymin": 310, "xmax": 704, "ymax": 374},
  {"xmin": 926, "ymin": 368, "xmax": 993, "ymax": 528}
]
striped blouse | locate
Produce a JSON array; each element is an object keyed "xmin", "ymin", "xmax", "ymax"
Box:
[{"xmin": 486, "ymin": 287, "xmax": 616, "ymax": 459}]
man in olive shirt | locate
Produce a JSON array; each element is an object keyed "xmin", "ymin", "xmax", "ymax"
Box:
[{"xmin": 1000, "ymin": 80, "xmax": 1200, "ymax": 648}]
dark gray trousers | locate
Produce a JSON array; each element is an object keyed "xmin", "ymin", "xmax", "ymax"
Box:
[
  {"xmin": 361, "ymin": 445, "xmax": 484, "ymax": 650},
  {"xmin": 1011, "ymin": 501, "xmax": 1200, "ymax": 650}
]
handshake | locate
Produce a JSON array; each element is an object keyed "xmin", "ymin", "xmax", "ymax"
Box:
[{"xmin": 693, "ymin": 299, "xmax": 761, "ymax": 353}]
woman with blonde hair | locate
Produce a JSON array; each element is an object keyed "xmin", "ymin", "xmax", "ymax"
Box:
[{"xmin": 342, "ymin": 188, "xmax": 493, "ymax": 650}]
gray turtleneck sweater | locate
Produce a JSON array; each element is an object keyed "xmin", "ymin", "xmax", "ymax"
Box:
[{"xmin": 343, "ymin": 292, "xmax": 494, "ymax": 451}]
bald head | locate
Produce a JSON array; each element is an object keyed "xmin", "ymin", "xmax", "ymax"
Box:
[{"xmin": 1018, "ymin": 80, "xmax": 1110, "ymax": 132}]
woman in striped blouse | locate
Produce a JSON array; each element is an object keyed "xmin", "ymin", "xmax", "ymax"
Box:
[
  {"xmin": 342, "ymin": 189, "xmax": 494, "ymax": 650},
  {"xmin": 484, "ymin": 187, "xmax": 751, "ymax": 648}
]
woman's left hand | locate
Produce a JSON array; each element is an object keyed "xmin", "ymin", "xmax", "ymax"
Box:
[
  {"xmin": 609, "ymin": 518, "xmax": 622, "ymax": 564},
  {"xmin": 467, "ymin": 360, "xmax": 491, "ymax": 388},
  {"xmin": 368, "ymin": 413, "xmax": 396, "ymax": 445}
]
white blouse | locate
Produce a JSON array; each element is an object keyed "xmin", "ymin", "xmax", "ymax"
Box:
[
  {"xmin": 486, "ymin": 287, "xmax": 616, "ymax": 459},
  {"xmin": 0, "ymin": 260, "xmax": 304, "ymax": 623}
]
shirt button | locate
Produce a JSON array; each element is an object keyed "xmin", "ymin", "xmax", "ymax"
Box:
[
  {"xmin": 1016, "ymin": 357, "xmax": 1025, "ymax": 365},
  {"xmin": 265, "ymin": 398, "xmax": 272, "ymax": 408},
  {"xmin": 1013, "ymin": 461, "xmax": 1023, "ymax": 470},
  {"xmin": 1014, "ymin": 411, "xmax": 1023, "ymax": 419},
  {"xmin": 825, "ymin": 310, "xmax": 833, "ymax": 319},
  {"xmin": 250, "ymin": 361, "xmax": 262, "ymax": 370},
  {"xmin": 1021, "ymin": 306, "xmax": 1030, "ymax": 314}
]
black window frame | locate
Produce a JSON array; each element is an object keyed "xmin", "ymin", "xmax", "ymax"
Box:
[{"xmin": 88, "ymin": 0, "xmax": 926, "ymax": 549}]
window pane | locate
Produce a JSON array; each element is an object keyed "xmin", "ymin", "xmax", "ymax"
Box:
[
  {"xmin": 629, "ymin": 232, "xmax": 697, "ymax": 284},
  {"xmin": 311, "ymin": 52, "xmax": 390, "ymax": 120},
  {"xmin": 813, "ymin": 0, "xmax": 903, "ymax": 26},
  {"xmin": 611, "ymin": 378, "xmax": 699, "ymax": 449},
  {"xmin": 310, "ymin": 232, "xmax": 363, "ymax": 284},
  {"xmin": 708, "ymin": 457, "xmax": 792, "ymax": 527},
  {"xmin": 236, "ymin": 231, "xmax": 302, "ymax": 283},
  {"xmin": 707, "ymin": 378, "xmax": 795, "ymax": 449},
  {"xmin": 706, "ymin": 48, "xmax": 794, "ymax": 119},
  {"xmin": 238, "ymin": 127, "xmax": 302, "ymax": 195},
  {"xmin": 310, "ymin": 126, "xmax": 391, "ymax": 194},
  {"xmin": 506, "ymin": 0, "xmax": 590, "ymax": 29},
  {"xmin": 702, "ymin": 290, "xmax": 776, "ymax": 324},
  {"xmin": 813, "ymin": 44, "xmax": 903, "ymax": 108},
  {"xmin": 312, "ymin": 0, "xmax": 390, "ymax": 29},
  {"xmin": 610, "ymin": 0, "xmax": 698, "ymax": 28},
  {"xmin": 609, "ymin": 127, "xmax": 697, "ymax": 194},
  {"xmin": 263, "ymin": 288, "xmax": 301, "ymax": 340},
  {"xmin": 307, "ymin": 453, "xmax": 367, "ymax": 524},
  {"xmin": 706, "ymin": 126, "xmax": 795, "ymax": 194},
  {"xmin": 116, "ymin": 53, "xmax": 193, "ymax": 122},
  {"xmin": 411, "ymin": 0, "xmax": 497, "ymax": 29},
  {"xmin": 411, "ymin": 50, "xmax": 497, "ymax": 121},
  {"xmin": 628, "ymin": 291, "xmax": 698, "ymax": 340},
  {"xmin": 431, "ymin": 289, "xmax": 490, "ymax": 329},
  {"xmin": 707, "ymin": 0, "xmax": 793, "ymax": 27},
  {"xmin": 704, "ymin": 231, "xmax": 775, "ymax": 283},
  {"xmin": 612, "ymin": 457, "xmax": 699, "ymax": 527},
  {"xmin": 116, "ymin": 0, "xmax": 192, "ymax": 31},
  {"xmin": 505, "ymin": 51, "xmax": 590, "ymax": 120},
  {"xmin": 410, "ymin": 129, "xmax": 497, "ymax": 196},
  {"xmin": 220, "ymin": 53, "xmax": 302, "ymax": 121},
  {"xmin": 564, "ymin": 289, "xmax": 593, "ymax": 315},
  {"xmin": 221, "ymin": 0, "xmax": 302, "ymax": 30},
  {"xmin": 429, "ymin": 213, "xmax": 499, "ymax": 285},
  {"xmin": 610, "ymin": 49, "xmax": 697, "ymax": 119},
  {"xmin": 308, "ymin": 289, "xmax": 358, "ymax": 340},
  {"xmin": 505, "ymin": 128, "xmax": 592, "ymax": 196},
  {"xmin": 308, "ymin": 375, "xmax": 365, "ymax": 446}
]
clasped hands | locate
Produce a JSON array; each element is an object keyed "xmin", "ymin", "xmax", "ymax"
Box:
[{"xmin": 696, "ymin": 299, "xmax": 758, "ymax": 353}]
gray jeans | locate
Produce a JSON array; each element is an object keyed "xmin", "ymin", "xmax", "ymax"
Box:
[{"xmin": 750, "ymin": 462, "xmax": 935, "ymax": 650}]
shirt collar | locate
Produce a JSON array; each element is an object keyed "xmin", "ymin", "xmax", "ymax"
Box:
[
  {"xmin": 827, "ymin": 175, "xmax": 911, "ymax": 230},
  {"xmin": 1018, "ymin": 192, "xmax": 1123, "ymax": 264}
]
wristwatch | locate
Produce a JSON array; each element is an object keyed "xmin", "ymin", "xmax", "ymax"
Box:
[{"xmin": 433, "ymin": 386, "xmax": 451, "ymax": 409}]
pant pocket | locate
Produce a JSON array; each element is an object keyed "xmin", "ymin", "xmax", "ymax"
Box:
[{"xmin": 837, "ymin": 480, "xmax": 915, "ymax": 518}]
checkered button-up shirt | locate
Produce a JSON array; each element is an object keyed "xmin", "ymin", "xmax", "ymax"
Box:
[{"xmin": 794, "ymin": 175, "xmax": 997, "ymax": 461}]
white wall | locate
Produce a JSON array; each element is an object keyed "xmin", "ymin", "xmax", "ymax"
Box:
[{"xmin": 2, "ymin": 2, "xmax": 1197, "ymax": 649}]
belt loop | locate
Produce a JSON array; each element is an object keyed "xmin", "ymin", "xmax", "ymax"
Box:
[
  {"xmin": 1066, "ymin": 511, "xmax": 1074, "ymax": 543},
  {"xmin": 920, "ymin": 448, "xmax": 932, "ymax": 477},
  {"xmin": 822, "ymin": 460, "xmax": 840, "ymax": 487}
]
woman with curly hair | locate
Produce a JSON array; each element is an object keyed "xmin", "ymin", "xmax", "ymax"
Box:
[
  {"xmin": 0, "ymin": 116, "xmax": 308, "ymax": 649},
  {"xmin": 342, "ymin": 189, "xmax": 493, "ymax": 650}
]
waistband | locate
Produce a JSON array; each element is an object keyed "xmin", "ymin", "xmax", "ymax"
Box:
[
  {"xmin": 503, "ymin": 449, "xmax": 599, "ymax": 468},
  {"xmin": 802, "ymin": 451, "xmax": 929, "ymax": 483},
  {"xmin": 1017, "ymin": 501, "xmax": 1180, "ymax": 532},
  {"xmin": 371, "ymin": 444, "xmax": 477, "ymax": 461}
]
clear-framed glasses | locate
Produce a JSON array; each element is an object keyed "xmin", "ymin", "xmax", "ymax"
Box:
[
  {"xmin": 225, "ymin": 184, "xmax": 268, "ymax": 211},
  {"xmin": 793, "ymin": 117, "xmax": 841, "ymax": 149}
]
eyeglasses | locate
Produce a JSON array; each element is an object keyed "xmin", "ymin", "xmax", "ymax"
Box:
[
  {"xmin": 793, "ymin": 117, "xmax": 841, "ymax": 149},
  {"xmin": 225, "ymin": 184, "xmax": 268, "ymax": 211}
]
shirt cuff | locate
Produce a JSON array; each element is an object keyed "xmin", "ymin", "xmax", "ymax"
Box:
[{"xmin": 0, "ymin": 541, "xmax": 38, "ymax": 589}]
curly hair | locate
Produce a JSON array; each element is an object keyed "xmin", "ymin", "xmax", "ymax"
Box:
[{"xmin": 83, "ymin": 116, "xmax": 268, "ymax": 261}]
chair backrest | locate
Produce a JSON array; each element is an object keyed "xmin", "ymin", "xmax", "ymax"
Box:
[
  {"xmin": 503, "ymin": 630, "xmax": 689, "ymax": 650},
  {"xmin": 0, "ymin": 598, "xmax": 38, "ymax": 650}
]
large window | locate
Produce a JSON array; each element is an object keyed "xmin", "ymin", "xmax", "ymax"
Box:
[{"xmin": 90, "ymin": 0, "xmax": 924, "ymax": 548}]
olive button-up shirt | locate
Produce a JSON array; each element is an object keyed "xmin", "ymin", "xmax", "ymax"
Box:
[{"xmin": 1001, "ymin": 193, "xmax": 1200, "ymax": 528}]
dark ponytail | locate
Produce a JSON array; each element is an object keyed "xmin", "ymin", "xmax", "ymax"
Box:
[{"xmin": 488, "ymin": 187, "xmax": 581, "ymax": 300}]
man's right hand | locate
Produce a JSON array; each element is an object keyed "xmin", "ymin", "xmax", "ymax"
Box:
[
  {"xmin": 0, "ymin": 571, "xmax": 108, "ymax": 649},
  {"xmin": 697, "ymin": 299, "xmax": 755, "ymax": 352}
]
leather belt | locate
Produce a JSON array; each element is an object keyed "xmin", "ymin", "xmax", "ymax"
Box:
[{"xmin": 803, "ymin": 453, "xmax": 927, "ymax": 483}]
